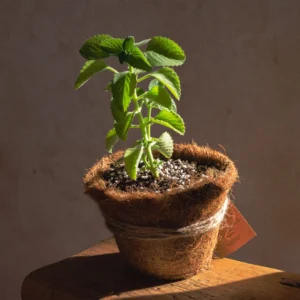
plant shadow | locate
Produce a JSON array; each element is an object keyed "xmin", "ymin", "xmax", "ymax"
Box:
[{"xmin": 22, "ymin": 252, "xmax": 300, "ymax": 300}]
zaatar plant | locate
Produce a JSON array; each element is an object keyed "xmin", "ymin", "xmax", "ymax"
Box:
[
  {"xmin": 77, "ymin": 34, "xmax": 240, "ymax": 280},
  {"xmin": 75, "ymin": 35, "xmax": 186, "ymax": 179}
]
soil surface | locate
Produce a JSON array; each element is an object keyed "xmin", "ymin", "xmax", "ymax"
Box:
[{"xmin": 103, "ymin": 159, "xmax": 208, "ymax": 193}]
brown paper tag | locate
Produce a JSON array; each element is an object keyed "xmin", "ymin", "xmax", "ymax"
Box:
[{"xmin": 216, "ymin": 201, "xmax": 256, "ymax": 257}]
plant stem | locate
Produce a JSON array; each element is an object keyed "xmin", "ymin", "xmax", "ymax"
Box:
[
  {"xmin": 133, "ymin": 95, "xmax": 147, "ymax": 140},
  {"xmin": 106, "ymin": 66, "xmax": 119, "ymax": 74},
  {"xmin": 130, "ymin": 125, "xmax": 140, "ymax": 129},
  {"xmin": 129, "ymin": 66, "xmax": 158, "ymax": 178},
  {"xmin": 133, "ymin": 89, "xmax": 158, "ymax": 177},
  {"xmin": 136, "ymin": 92, "xmax": 147, "ymax": 100},
  {"xmin": 137, "ymin": 74, "xmax": 150, "ymax": 83},
  {"xmin": 147, "ymin": 106, "xmax": 152, "ymax": 137},
  {"xmin": 146, "ymin": 106, "xmax": 158, "ymax": 177},
  {"xmin": 146, "ymin": 145, "xmax": 158, "ymax": 176}
]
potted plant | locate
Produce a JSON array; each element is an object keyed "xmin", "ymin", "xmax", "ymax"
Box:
[{"xmin": 75, "ymin": 34, "xmax": 238, "ymax": 280}]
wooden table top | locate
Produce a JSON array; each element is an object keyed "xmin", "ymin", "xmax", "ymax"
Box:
[{"xmin": 22, "ymin": 238, "xmax": 300, "ymax": 300}]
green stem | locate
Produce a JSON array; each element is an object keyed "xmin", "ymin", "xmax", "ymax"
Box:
[
  {"xmin": 133, "ymin": 94, "xmax": 147, "ymax": 139},
  {"xmin": 142, "ymin": 154, "xmax": 150, "ymax": 168},
  {"xmin": 129, "ymin": 66, "xmax": 158, "ymax": 178},
  {"xmin": 146, "ymin": 145, "xmax": 158, "ymax": 176},
  {"xmin": 137, "ymin": 74, "xmax": 150, "ymax": 83},
  {"xmin": 136, "ymin": 92, "xmax": 147, "ymax": 100},
  {"xmin": 146, "ymin": 106, "xmax": 159, "ymax": 177},
  {"xmin": 129, "ymin": 66, "xmax": 135, "ymax": 73},
  {"xmin": 133, "ymin": 89, "xmax": 158, "ymax": 177},
  {"xmin": 147, "ymin": 106, "xmax": 152, "ymax": 137},
  {"xmin": 106, "ymin": 66, "xmax": 119, "ymax": 74}
]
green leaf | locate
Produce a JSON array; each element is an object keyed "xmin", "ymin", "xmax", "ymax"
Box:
[
  {"xmin": 145, "ymin": 37, "xmax": 186, "ymax": 67},
  {"xmin": 156, "ymin": 132, "xmax": 174, "ymax": 158},
  {"xmin": 105, "ymin": 128, "xmax": 119, "ymax": 153},
  {"xmin": 145, "ymin": 86, "xmax": 173, "ymax": 110},
  {"xmin": 110, "ymin": 98, "xmax": 125, "ymax": 122},
  {"xmin": 100, "ymin": 37, "xmax": 124, "ymax": 55},
  {"xmin": 149, "ymin": 67, "xmax": 181, "ymax": 100},
  {"xmin": 118, "ymin": 51, "xmax": 128, "ymax": 64},
  {"xmin": 133, "ymin": 68, "xmax": 146, "ymax": 75},
  {"xmin": 145, "ymin": 82, "xmax": 177, "ymax": 112},
  {"xmin": 114, "ymin": 112, "xmax": 135, "ymax": 140},
  {"xmin": 111, "ymin": 72, "xmax": 137, "ymax": 111},
  {"xmin": 74, "ymin": 60, "xmax": 108, "ymax": 89},
  {"xmin": 123, "ymin": 36, "xmax": 135, "ymax": 53},
  {"xmin": 170, "ymin": 98, "xmax": 177, "ymax": 112},
  {"xmin": 114, "ymin": 156, "xmax": 124, "ymax": 166},
  {"xmin": 152, "ymin": 110, "xmax": 185, "ymax": 135},
  {"xmin": 135, "ymin": 39, "xmax": 151, "ymax": 47},
  {"xmin": 148, "ymin": 79, "xmax": 160, "ymax": 90},
  {"xmin": 136, "ymin": 87, "xmax": 145, "ymax": 97},
  {"xmin": 124, "ymin": 146, "xmax": 144, "ymax": 180},
  {"xmin": 79, "ymin": 34, "xmax": 111, "ymax": 60},
  {"xmin": 125, "ymin": 47, "xmax": 152, "ymax": 71}
]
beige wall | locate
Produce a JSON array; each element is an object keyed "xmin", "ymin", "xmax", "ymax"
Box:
[{"xmin": 1, "ymin": 0, "xmax": 300, "ymax": 299}]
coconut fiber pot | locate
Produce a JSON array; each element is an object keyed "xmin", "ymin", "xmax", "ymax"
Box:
[{"xmin": 84, "ymin": 143, "xmax": 238, "ymax": 280}]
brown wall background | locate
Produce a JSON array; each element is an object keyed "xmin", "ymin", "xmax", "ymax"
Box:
[{"xmin": 1, "ymin": 0, "xmax": 300, "ymax": 299}]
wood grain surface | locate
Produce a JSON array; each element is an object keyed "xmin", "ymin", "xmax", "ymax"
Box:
[{"xmin": 21, "ymin": 238, "xmax": 300, "ymax": 300}]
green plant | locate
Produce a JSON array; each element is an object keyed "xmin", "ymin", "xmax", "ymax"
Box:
[{"xmin": 75, "ymin": 35, "xmax": 186, "ymax": 179}]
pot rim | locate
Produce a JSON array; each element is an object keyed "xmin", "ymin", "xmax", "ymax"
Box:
[{"xmin": 84, "ymin": 143, "xmax": 238, "ymax": 203}]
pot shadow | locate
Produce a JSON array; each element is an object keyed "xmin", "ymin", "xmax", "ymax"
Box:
[
  {"xmin": 22, "ymin": 252, "xmax": 300, "ymax": 300},
  {"xmin": 22, "ymin": 252, "xmax": 167, "ymax": 299}
]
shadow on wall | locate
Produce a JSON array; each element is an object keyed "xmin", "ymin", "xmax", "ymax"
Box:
[{"xmin": 21, "ymin": 251, "xmax": 300, "ymax": 300}]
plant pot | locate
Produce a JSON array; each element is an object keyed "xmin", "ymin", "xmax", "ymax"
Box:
[{"xmin": 84, "ymin": 143, "xmax": 238, "ymax": 280}]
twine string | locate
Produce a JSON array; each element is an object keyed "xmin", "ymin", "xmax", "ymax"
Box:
[{"xmin": 105, "ymin": 197, "xmax": 229, "ymax": 240}]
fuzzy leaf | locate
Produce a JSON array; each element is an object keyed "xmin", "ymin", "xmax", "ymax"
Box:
[
  {"xmin": 123, "ymin": 36, "xmax": 135, "ymax": 53},
  {"xmin": 145, "ymin": 37, "xmax": 186, "ymax": 67},
  {"xmin": 135, "ymin": 39, "xmax": 151, "ymax": 47},
  {"xmin": 148, "ymin": 79, "xmax": 160, "ymax": 90},
  {"xmin": 110, "ymin": 98, "xmax": 125, "ymax": 122},
  {"xmin": 114, "ymin": 156, "xmax": 124, "ymax": 166},
  {"xmin": 101, "ymin": 38, "xmax": 124, "ymax": 55},
  {"xmin": 105, "ymin": 128, "xmax": 119, "ymax": 153},
  {"xmin": 133, "ymin": 68, "xmax": 146, "ymax": 75},
  {"xmin": 114, "ymin": 112, "xmax": 135, "ymax": 140},
  {"xmin": 125, "ymin": 47, "xmax": 152, "ymax": 71},
  {"xmin": 145, "ymin": 86, "xmax": 173, "ymax": 110},
  {"xmin": 150, "ymin": 98, "xmax": 177, "ymax": 112},
  {"xmin": 111, "ymin": 72, "xmax": 137, "ymax": 111},
  {"xmin": 79, "ymin": 34, "xmax": 111, "ymax": 60},
  {"xmin": 152, "ymin": 110, "xmax": 185, "ymax": 135},
  {"xmin": 118, "ymin": 51, "xmax": 128, "ymax": 64},
  {"xmin": 149, "ymin": 67, "xmax": 181, "ymax": 100},
  {"xmin": 156, "ymin": 132, "xmax": 174, "ymax": 158},
  {"xmin": 170, "ymin": 98, "xmax": 177, "ymax": 112},
  {"xmin": 124, "ymin": 146, "xmax": 144, "ymax": 180},
  {"xmin": 136, "ymin": 87, "xmax": 145, "ymax": 97},
  {"xmin": 74, "ymin": 60, "xmax": 108, "ymax": 89}
]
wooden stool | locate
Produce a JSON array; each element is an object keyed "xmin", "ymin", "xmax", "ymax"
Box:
[{"xmin": 21, "ymin": 238, "xmax": 300, "ymax": 299}]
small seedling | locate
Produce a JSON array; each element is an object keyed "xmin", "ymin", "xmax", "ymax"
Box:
[{"xmin": 75, "ymin": 35, "xmax": 186, "ymax": 179}]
